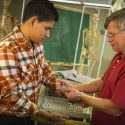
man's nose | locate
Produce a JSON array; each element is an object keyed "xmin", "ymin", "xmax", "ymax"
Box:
[{"xmin": 107, "ymin": 37, "xmax": 112, "ymax": 42}]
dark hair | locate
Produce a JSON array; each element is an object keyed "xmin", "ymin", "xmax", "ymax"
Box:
[
  {"xmin": 104, "ymin": 8, "xmax": 125, "ymax": 30},
  {"xmin": 22, "ymin": 0, "xmax": 59, "ymax": 23}
]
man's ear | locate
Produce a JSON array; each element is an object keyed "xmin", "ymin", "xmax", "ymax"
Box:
[{"xmin": 27, "ymin": 16, "xmax": 38, "ymax": 26}]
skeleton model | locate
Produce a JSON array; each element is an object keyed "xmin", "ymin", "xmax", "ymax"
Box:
[
  {"xmin": 0, "ymin": 0, "xmax": 17, "ymax": 39},
  {"xmin": 77, "ymin": 13, "xmax": 100, "ymax": 76}
]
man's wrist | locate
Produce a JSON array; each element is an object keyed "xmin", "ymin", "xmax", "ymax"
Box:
[{"xmin": 77, "ymin": 92, "xmax": 84, "ymax": 101}]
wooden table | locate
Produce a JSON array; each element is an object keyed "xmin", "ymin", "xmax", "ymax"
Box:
[{"xmin": 32, "ymin": 116, "xmax": 91, "ymax": 125}]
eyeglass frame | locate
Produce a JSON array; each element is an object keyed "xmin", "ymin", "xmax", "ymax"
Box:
[{"xmin": 107, "ymin": 29, "xmax": 125, "ymax": 38}]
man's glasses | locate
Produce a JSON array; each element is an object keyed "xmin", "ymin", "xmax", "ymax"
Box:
[{"xmin": 107, "ymin": 29, "xmax": 125, "ymax": 38}]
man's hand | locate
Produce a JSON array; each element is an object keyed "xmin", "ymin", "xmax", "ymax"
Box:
[
  {"xmin": 37, "ymin": 109, "xmax": 69, "ymax": 122},
  {"xmin": 64, "ymin": 88, "xmax": 86, "ymax": 106},
  {"xmin": 58, "ymin": 79, "xmax": 73, "ymax": 92},
  {"xmin": 45, "ymin": 112, "xmax": 69, "ymax": 122},
  {"xmin": 55, "ymin": 79, "xmax": 74, "ymax": 96},
  {"xmin": 64, "ymin": 88, "xmax": 81, "ymax": 101}
]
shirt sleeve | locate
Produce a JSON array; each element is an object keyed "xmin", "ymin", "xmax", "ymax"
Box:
[
  {"xmin": 0, "ymin": 47, "xmax": 38, "ymax": 115},
  {"xmin": 40, "ymin": 46, "xmax": 59, "ymax": 91},
  {"xmin": 41, "ymin": 57, "xmax": 59, "ymax": 90}
]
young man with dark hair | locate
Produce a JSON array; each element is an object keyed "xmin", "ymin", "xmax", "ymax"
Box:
[{"xmin": 0, "ymin": 0, "xmax": 68, "ymax": 125}]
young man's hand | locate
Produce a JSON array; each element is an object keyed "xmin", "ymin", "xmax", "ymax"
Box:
[
  {"xmin": 46, "ymin": 112, "xmax": 69, "ymax": 122},
  {"xmin": 37, "ymin": 109, "xmax": 69, "ymax": 122}
]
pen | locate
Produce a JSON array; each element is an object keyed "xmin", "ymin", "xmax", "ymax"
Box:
[{"xmin": 72, "ymin": 73, "xmax": 76, "ymax": 78}]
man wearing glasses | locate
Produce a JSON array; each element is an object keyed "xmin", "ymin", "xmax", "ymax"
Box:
[{"xmin": 63, "ymin": 8, "xmax": 125, "ymax": 125}]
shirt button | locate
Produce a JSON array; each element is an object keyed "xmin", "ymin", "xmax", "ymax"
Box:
[
  {"xmin": 113, "ymin": 66, "xmax": 115, "ymax": 69},
  {"xmin": 117, "ymin": 60, "xmax": 119, "ymax": 63}
]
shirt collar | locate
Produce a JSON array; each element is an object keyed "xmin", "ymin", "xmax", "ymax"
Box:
[
  {"xmin": 13, "ymin": 25, "xmax": 33, "ymax": 50},
  {"xmin": 117, "ymin": 52, "xmax": 125, "ymax": 60}
]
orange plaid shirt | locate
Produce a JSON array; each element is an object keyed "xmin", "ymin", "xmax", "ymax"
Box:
[{"xmin": 0, "ymin": 25, "xmax": 58, "ymax": 116}]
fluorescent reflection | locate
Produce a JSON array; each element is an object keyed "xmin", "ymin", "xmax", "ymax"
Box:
[
  {"xmin": 50, "ymin": 0, "xmax": 111, "ymax": 7},
  {"xmin": 83, "ymin": 2, "xmax": 111, "ymax": 7},
  {"xmin": 50, "ymin": 0, "xmax": 81, "ymax": 4}
]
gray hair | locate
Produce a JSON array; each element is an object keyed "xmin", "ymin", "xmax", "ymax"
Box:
[{"xmin": 104, "ymin": 8, "xmax": 125, "ymax": 30}]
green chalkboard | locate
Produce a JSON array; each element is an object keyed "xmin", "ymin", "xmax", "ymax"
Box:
[{"xmin": 43, "ymin": 8, "xmax": 89, "ymax": 63}]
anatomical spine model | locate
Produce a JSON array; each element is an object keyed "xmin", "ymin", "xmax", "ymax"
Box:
[{"xmin": 78, "ymin": 13, "xmax": 100, "ymax": 75}]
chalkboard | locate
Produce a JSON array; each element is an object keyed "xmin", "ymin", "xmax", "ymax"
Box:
[{"xmin": 43, "ymin": 8, "xmax": 89, "ymax": 63}]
